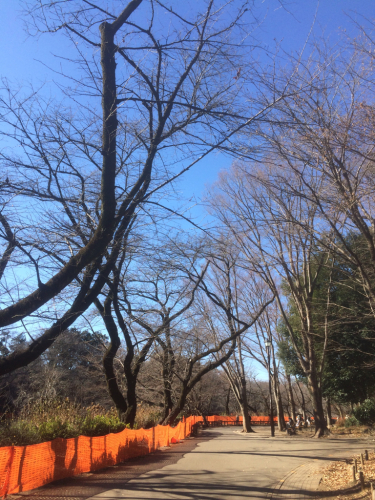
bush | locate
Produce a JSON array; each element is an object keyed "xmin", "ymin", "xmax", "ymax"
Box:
[
  {"xmin": 0, "ymin": 420, "xmax": 41, "ymax": 446},
  {"xmin": 38, "ymin": 419, "xmax": 77, "ymax": 441},
  {"xmin": 353, "ymin": 399, "xmax": 375, "ymax": 426},
  {"xmin": 344, "ymin": 416, "xmax": 360, "ymax": 427},
  {"xmin": 80, "ymin": 414, "xmax": 127, "ymax": 437},
  {"xmin": 0, "ymin": 398, "xmax": 127, "ymax": 446}
]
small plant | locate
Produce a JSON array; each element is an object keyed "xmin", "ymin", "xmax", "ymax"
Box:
[
  {"xmin": 344, "ymin": 416, "xmax": 360, "ymax": 428},
  {"xmin": 353, "ymin": 399, "xmax": 375, "ymax": 426},
  {"xmin": 80, "ymin": 413, "xmax": 127, "ymax": 437}
]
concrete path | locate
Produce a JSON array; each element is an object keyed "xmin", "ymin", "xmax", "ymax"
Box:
[{"xmin": 84, "ymin": 427, "xmax": 372, "ymax": 500}]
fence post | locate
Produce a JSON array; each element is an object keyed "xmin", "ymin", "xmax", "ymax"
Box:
[{"xmin": 359, "ymin": 471, "xmax": 365, "ymax": 491}]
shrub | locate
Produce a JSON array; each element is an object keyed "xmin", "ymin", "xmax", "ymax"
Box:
[
  {"xmin": 80, "ymin": 414, "xmax": 126, "ymax": 437},
  {"xmin": 0, "ymin": 398, "xmax": 127, "ymax": 446},
  {"xmin": 353, "ymin": 399, "xmax": 375, "ymax": 426},
  {"xmin": 344, "ymin": 416, "xmax": 360, "ymax": 427},
  {"xmin": 0, "ymin": 420, "xmax": 41, "ymax": 446},
  {"xmin": 38, "ymin": 419, "xmax": 77, "ymax": 441}
]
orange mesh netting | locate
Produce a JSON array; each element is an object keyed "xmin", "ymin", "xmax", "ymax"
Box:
[
  {"xmin": 0, "ymin": 414, "xmax": 292, "ymax": 497},
  {"xmin": 205, "ymin": 415, "xmax": 286, "ymax": 424},
  {"xmin": 0, "ymin": 416, "xmax": 202, "ymax": 498}
]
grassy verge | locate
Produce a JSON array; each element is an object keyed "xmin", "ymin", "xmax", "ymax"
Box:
[{"xmin": 0, "ymin": 398, "xmax": 127, "ymax": 446}]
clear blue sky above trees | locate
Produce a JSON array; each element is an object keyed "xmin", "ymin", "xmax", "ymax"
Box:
[{"xmin": 1, "ymin": 0, "xmax": 374, "ymax": 211}]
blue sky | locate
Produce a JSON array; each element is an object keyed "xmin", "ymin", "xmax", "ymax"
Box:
[
  {"xmin": 166, "ymin": 0, "xmax": 375, "ymax": 217},
  {"xmin": 1, "ymin": 0, "xmax": 374, "ymax": 207}
]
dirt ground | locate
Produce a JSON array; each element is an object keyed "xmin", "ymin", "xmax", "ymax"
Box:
[{"xmin": 316, "ymin": 427, "xmax": 375, "ymax": 500}]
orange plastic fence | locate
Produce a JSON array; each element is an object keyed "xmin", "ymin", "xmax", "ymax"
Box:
[
  {"xmin": 0, "ymin": 414, "xmax": 299, "ymax": 497},
  {"xmin": 0, "ymin": 416, "xmax": 202, "ymax": 498},
  {"xmin": 205, "ymin": 415, "xmax": 289, "ymax": 424}
]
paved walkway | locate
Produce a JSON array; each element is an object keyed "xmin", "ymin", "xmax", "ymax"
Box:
[{"xmin": 15, "ymin": 427, "xmax": 372, "ymax": 500}]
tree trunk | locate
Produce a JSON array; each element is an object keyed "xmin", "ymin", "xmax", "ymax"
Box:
[
  {"xmin": 337, "ymin": 404, "xmax": 345, "ymax": 420},
  {"xmin": 326, "ymin": 397, "xmax": 332, "ymax": 427},
  {"xmin": 296, "ymin": 382, "xmax": 307, "ymax": 424},
  {"xmin": 159, "ymin": 323, "xmax": 174, "ymax": 423},
  {"xmin": 308, "ymin": 370, "xmax": 329, "ymax": 437},
  {"xmin": 286, "ymin": 374, "xmax": 296, "ymax": 422},
  {"xmin": 225, "ymin": 387, "xmax": 231, "ymax": 416},
  {"xmin": 272, "ymin": 373, "xmax": 285, "ymax": 431},
  {"xmin": 275, "ymin": 385, "xmax": 286, "ymax": 431},
  {"xmin": 123, "ymin": 374, "xmax": 137, "ymax": 428},
  {"xmin": 100, "ymin": 299, "xmax": 128, "ymax": 418},
  {"xmin": 240, "ymin": 377, "xmax": 254, "ymax": 433},
  {"xmin": 163, "ymin": 382, "xmax": 189, "ymax": 426}
]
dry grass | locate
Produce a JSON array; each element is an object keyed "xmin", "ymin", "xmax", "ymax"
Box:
[
  {"xmin": 134, "ymin": 403, "xmax": 162, "ymax": 429},
  {"xmin": 330, "ymin": 425, "xmax": 375, "ymax": 439},
  {"xmin": 0, "ymin": 398, "xmax": 127, "ymax": 446},
  {"xmin": 318, "ymin": 451, "xmax": 375, "ymax": 499}
]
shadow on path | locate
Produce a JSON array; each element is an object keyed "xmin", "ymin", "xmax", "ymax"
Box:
[{"xmin": 13, "ymin": 434, "xmax": 215, "ymax": 500}]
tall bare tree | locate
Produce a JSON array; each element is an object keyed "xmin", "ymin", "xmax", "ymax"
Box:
[
  {"xmin": 208, "ymin": 163, "xmax": 334, "ymax": 436},
  {"xmin": 1, "ymin": 0, "xmax": 281, "ymax": 375}
]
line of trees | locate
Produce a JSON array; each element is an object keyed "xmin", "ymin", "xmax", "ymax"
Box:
[{"xmin": 2, "ymin": 1, "xmax": 375, "ymax": 438}]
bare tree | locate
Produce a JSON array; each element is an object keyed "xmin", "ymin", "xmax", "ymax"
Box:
[
  {"xmin": 241, "ymin": 304, "xmax": 287, "ymax": 431},
  {"xmin": 186, "ymin": 243, "xmax": 275, "ymax": 432},
  {"xmin": 259, "ymin": 38, "xmax": 375, "ymax": 318},
  {"xmin": 1, "ymin": 0, "xmax": 281, "ymax": 375},
  {"xmin": 208, "ymin": 163, "xmax": 335, "ymax": 436},
  {"xmin": 92, "ymin": 231, "xmax": 206, "ymax": 426}
]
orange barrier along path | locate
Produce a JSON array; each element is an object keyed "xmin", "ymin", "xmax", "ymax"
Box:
[
  {"xmin": 0, "ymin": 416, "xmax": 202, "ymax": 498},
  {"xmin": 206, "ymin": 416, "xmax": 288, "ymax": 424}
]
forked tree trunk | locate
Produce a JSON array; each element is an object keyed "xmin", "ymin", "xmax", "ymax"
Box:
[{"xmin": 164, "ymin": 389, "xmax": 187, "ymax": 426}]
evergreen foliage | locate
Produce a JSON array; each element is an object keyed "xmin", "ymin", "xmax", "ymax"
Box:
[{"xmin": 278, "ymin": 234, "xmax": 375, "ymax": 405}]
